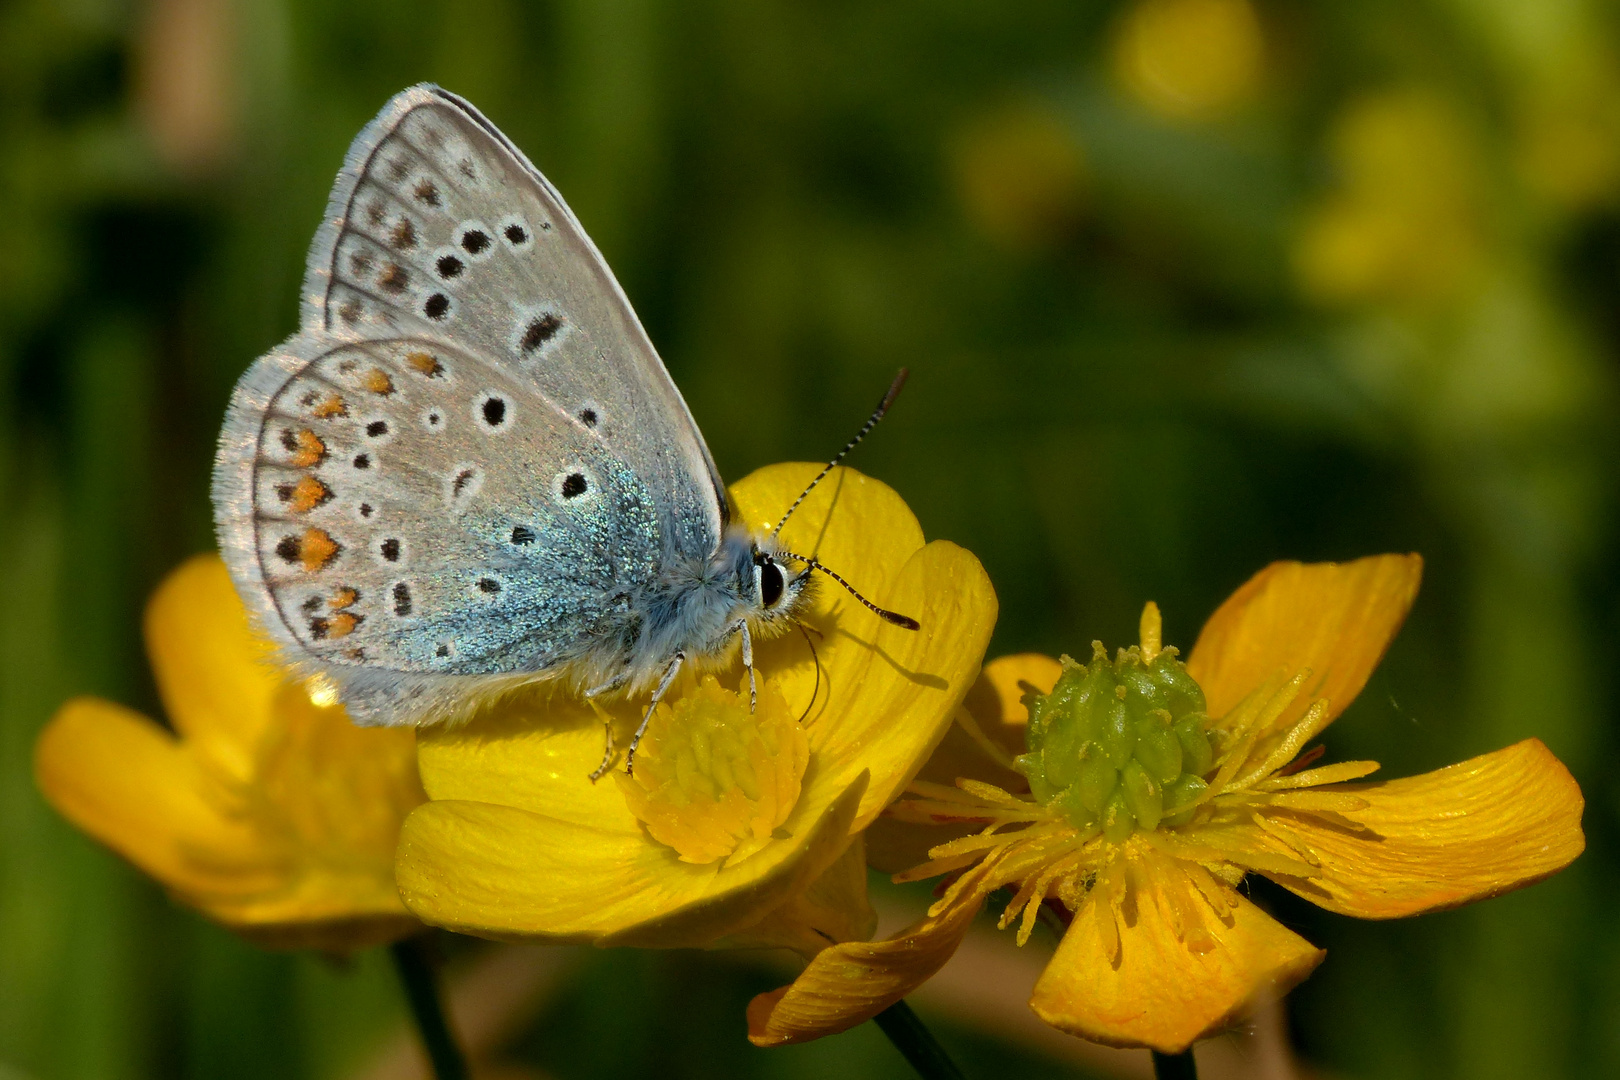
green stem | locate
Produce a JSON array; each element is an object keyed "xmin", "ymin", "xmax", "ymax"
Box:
[
  {"xmin": 390, "ymin": 938, "xmax": 470, "ymax": 1080},
  {"xmin": 871, "ymin": 999, "xmax": 967, "ymax": 1080},
  {"xmin": 1151, "ymin": 1048, "xmax": 1198, "ymax": 1080}
]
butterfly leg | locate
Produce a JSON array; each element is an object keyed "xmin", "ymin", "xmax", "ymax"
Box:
[
  {"xmin": 735, "ymin": 619, "xmax": 757, "ymax": 712},
  {"xmin": 586, "ymin": 697, "xmax": 618, "ymax": 784},
  {"xmin": 584, "ymin": 670, "xmax": 631, "ymax": 699},
  {"xmin": 586, "ymin": 669, "xmax": 636, "ymax": 781},
  {"xmin": 624, "ymin": 651, "xmax": 684, "ymax": 776}
]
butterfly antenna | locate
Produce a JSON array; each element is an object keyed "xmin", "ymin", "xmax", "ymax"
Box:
[
  {"xmin": 772, "ymin": 368, "xmax": 909, "ymax": 536},
  {"xmin": 779, "ymin": 548, "xmax": 920, "ymax": 631}
]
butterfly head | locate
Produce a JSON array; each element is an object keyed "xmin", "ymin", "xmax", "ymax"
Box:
[
  {"xmin": 745, "ymin": 536, "xmax": 814, "ymax": 631},
  {"xmin": 740, "ymin": 531, "xmax": 919, "ymax": 635}
]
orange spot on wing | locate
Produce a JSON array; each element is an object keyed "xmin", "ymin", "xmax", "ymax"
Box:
[
  {"xmin": 287, "ymin": 476, "xmax": 333, "ymax": 514},
  {"xmin": 312, "ymin": 394, "xmax": 348, "ymax": 419},
  {"xmin": 299, "ymin": 528, "xmax": 340, "ymax": 572},
  {"xmin": 363, "ymin": 369, "xmax": 395, "ymax": 395},
  {"xmin": 406, "ymin": 351, "xmax": 443, "ymax": 377},
  {"xmin": 330, "ymin": 587, "xmax": 358, "ymax": 609},
  {"xmin": 291, "ymin": 430, "xmax": 326, "ymax": 467},
  {"xmin": 327, "ymin": 612, "xmax": 360, "ymax": 638}
]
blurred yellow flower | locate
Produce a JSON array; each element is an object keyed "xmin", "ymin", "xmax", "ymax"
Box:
[
  {"xmin": 748, "ymin": 555, "xmax": 1585, "ymax": 1052},
  {"xmin": 35, "ymin": 556, "xmax": 424, "ymax": 951},
  {"xmin": 394, "ymin": 464, "xmax": 997, "ymax": 955},
  {"xmin": 1295, "ymin": 90, "xmax": 1488, "ymax": 306},
  {"xmin": 951, "ymin": 100, "xmax": 1087, "ymax": 251},
  {"xmin": 1516, "ymin": 65, "xmax": 1620, "ymax": 210},
  {"xmin": 1114, "ymin": 0, "xmax": 1265, "ymax": 120}
]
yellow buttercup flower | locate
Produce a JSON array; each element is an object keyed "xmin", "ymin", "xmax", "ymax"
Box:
[
  {"xmin": 35, "ymin": 555, "xmax": 425, "ymax": 951},
  {"xmin": 394, "ymin": 463, "xmax": 997, "ymax": 955},
  {"xmin": 748, "ymin": 555, "xmax": 1585, "ymax": 1052}
]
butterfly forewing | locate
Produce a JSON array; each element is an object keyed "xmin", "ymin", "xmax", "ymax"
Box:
[{"xmin": 303, "ymin": 86, "xmax": 724, "ymax": 557}]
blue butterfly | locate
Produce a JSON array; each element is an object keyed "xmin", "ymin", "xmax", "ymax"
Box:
[{"xmin": 212, "ymin": 84, "xmax": 914, "ymax": 775}]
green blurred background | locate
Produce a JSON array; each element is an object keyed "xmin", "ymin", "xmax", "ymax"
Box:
[{"xmin": 2, "ymin": 0, "xmax": 1616, "ymax": 1077}]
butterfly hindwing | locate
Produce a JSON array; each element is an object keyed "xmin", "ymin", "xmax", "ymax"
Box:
[{"xmin": 220, "ymin": 335, "xmax": 660, "ymax": 680}]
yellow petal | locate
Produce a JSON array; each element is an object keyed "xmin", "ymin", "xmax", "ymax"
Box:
[
  {"xmin": 417, "ymin": 682, "xmax": 641, "ymax": 830},
  {"xmin": 1185, "ymin": 554, "xmax": 1422, "ymax": 733},
  {"xmin": 1029, "ymin": 852, "xmax": 1324, "ymax": 1053},
  {"xmin": 37, "ymin": 690, "xmax": 422, "ymax": 949},
  {"xmin": 396, "ymin": 772, "xmax": 868, "ymax": 948},
  {"xmin": 797, "ymin": 539, "xmax": 997, "ymax": 830},
  {"xmin": 738, "ymin": 465, "xmax": 997, "ymax": 828},
  {"xmin": 145, "ymin": 554, "xmax": 283, "ymax": 782},
  {"xmin": 1263, "ymin": 739, "xmax": 1584, "ymax": 918},
  {"xmin": 224, "ymin": 683, "xmax": 424, "ymax": 924},
  {"xmin": 34, "ymin": 697, "xmax": 279, "ymax": 898},
  {"xmin": 255, "ymin": 684, "xmax": 425, "ymax": 856},
  {"xmin": 867, "ymin": 653, "xmax": 1056, "ymax": 873},
  {"xmin": 731, "ymin": 463, "xmax": 998, "ymax": 836},
  {"xmin": 716, "ymin": 834, "xmax": 878, "ymax": 955},
  {"xmin": 962, "ymin": 652, "xmax": 1061, "ymax": 758},
  {"xmin": 974, "ymin": 653, "xmax": 1065, "ymax": 717},
  {"xmin": 747, "ymin": 863, "xmax": 996, "ymax": 1046}
]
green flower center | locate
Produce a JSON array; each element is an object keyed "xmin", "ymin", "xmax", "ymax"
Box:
[{"xmin": 1017, "ymin": 612, "xmax": 1214, "ymax": 842}]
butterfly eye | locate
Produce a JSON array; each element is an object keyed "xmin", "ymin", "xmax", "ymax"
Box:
[{"xmin": 758, "ymin": 557, "xmax": 785, "ymax": 608}]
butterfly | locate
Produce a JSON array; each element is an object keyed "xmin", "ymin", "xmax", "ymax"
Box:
[{"xmin": 211, "ymin": 84, "xmax": 916, "ymax": 775}]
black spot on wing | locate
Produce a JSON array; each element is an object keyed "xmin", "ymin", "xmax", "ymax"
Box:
[{"xmin": 521, "ymin": 314, "xmax": 562, "ymax": 353}]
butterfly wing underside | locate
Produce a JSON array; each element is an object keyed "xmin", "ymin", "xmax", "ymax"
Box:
[{"xmin": 213, "ymin": 85, "xmax": 726, "ymax": 723}]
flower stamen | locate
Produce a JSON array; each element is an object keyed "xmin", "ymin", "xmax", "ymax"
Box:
[{"xmin": 616, "ymin": 676, "xmax": 808, "ymax": 867}]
